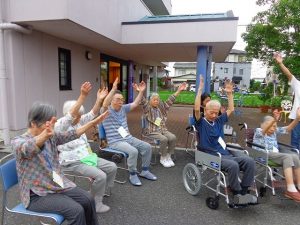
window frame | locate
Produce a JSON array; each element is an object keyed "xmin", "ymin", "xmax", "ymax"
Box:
[{"xmin": 58, "ymin": 47, "xmax": 72, "ymax": 90}]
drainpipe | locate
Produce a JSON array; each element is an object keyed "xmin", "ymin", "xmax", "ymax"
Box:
[{"xmin": 0, "ymin": 23, "xmax": 31, "ymax": 145}]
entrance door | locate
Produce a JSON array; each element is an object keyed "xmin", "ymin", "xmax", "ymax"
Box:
[{"xmin": 100, "ymin": 54, "xmax": 128, "ymax": 102}]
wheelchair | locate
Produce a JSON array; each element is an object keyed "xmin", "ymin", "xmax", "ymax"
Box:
[
  {"xmin": 182, "ymin": 129, "xmax": 258, "ymax": 210},
  {"xmin": 239, "ymin": 123, "xmax": 300, "ymax": 198}
]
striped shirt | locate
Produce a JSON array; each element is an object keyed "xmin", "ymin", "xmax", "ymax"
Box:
[
  {"xmin": 11, "ymin": 130, "xmax": 78, "ymax": 208},
  {"xmin": 141, "ymin": 95, "xmax": 176, "ymax": 134},
  {"xmin": 102, "ymin": 104, "xmax": 132, "ymax": 145}
]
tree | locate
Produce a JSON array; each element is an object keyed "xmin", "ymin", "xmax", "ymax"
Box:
[{"xmin": 242, "ymin": 0, "xmax": 300, "ymax": 93}]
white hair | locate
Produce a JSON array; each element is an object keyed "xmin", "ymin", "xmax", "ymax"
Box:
[
  {"xmin": 149, "ymin": 92, "xmax": 159, "ymax": 100},
  {"xmin": 206, "ymin": 100, "xmax": 221, "ymax": 110},
  {"xmin": 63, "ymin": 100, "xmax": 85, "ymax": 116}
]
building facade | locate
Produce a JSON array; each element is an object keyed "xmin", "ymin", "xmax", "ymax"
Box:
[
  {"xmin": 213, "ymin": 49, "xmax": 252, "ymax": 89},
  {"xmin": 0, "ymin": 0, "xmax": 238, "ymax": 145}
]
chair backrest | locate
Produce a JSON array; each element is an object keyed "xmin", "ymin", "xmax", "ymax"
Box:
[
  {"xmin": 0, "ymin": 156, "xmax": 18, "ymax": 192},
  {"xmin": 98, "ymin": 123, "xmax": 106, "ymax": 139},
  {"xmin": 281, "ymin": 100, "xmax": 292, "ymax": 111},
  {"xmin": 245, "ymin": 128, "xmax": 255, "ymax": 144}
]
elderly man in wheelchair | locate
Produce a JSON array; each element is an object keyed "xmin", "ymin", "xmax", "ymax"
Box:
[
  {"xmin": 252, "ymin": 109, "xmax": 300, "ymax": 202},
  {"xmin": 188, "ymin": 76, "xmax": 257, "ymax": 208}
]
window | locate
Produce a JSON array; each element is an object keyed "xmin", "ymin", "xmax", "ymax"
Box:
[
  {"xmin": 58, "ymin": 48, "xmax": 71, "ymax": 90},
  {"xmin": 239, "ymin": 69, "xmax": 244, "ymax": 75},
  {"xmin": 233, "ymin": 68, "xmax": 236, "ymax": 74},
  {"xmin": 224, "ymin": 68, "xmax": 229, "ymax": 74}
]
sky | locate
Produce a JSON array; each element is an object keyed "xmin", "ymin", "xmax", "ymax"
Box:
[{"xmin": 169, "ymin": 0, "xmax": 269, "ymax": 78}]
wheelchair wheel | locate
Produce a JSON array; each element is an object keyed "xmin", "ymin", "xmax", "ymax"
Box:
[
  {"xmin": 206, "ymin": 197, "xmax": 219, "ymax": 210},
  {"xmin": 182, "ymin": 163, "xmax": 201, "ymax": 195}
]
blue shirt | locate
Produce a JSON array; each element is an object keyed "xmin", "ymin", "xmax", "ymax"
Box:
[
  {"xmin": 102, "ymin": 104, "xmax": 132, "ymax": 145},
  {"xmin": 195, "ymin": 113, "xmax": 230, "ymax": 155}
]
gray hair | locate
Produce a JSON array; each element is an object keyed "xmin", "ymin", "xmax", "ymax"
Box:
[
  {"xmin": 63, "ymin": 100, "xmax": 85, "ymax": 116},
  {"xmin": 28, "ymin": 102, "xmax": 57, "ymax": 127},
  {"xmin": 149, "ymin": 92, "xmax": 159, "ymax": 100},
  {"xmin": 206, "ymin": 100, "xmax": 221, "ymax": 110},
  {"xmin": 261, "ymin": 115, "xmax": 274, "ymax": 125}
]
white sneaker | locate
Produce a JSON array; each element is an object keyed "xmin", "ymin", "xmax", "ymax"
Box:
[
  {"xmin": 166, "ymin": 154, "xmax": 175, "ymax": 167},
  {"xmin": 160, "ymin": 157, "xmax": 172, "ymax": 168}
]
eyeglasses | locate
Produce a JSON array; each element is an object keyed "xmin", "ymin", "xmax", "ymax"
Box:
[{"xmin": 114, "ymin": 98, "xmax": 125, "ymax": 102}]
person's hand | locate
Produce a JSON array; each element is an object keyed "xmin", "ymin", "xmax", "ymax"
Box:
[
  {"xmin": 81, "ymin": 82, "xmax": 92, "ymax": 97},
  {"xmin": 223, "ymin": 80, "xmax": 233, "ymax": 95},
  {"xmin": 93, "ymin": 111, "xmax": 110, "ymax": 125},
  {"xmin": 197, "ymin": 75, "xmax": 204, "ymax": 93},
  {"xmin": 177, "ymin": 82, "xmax": 187, "ymax": 92},
  {"xmin": 42, "ymin": 117, "xmax": 57, "ymax": 139},
  {"xmin": 273, "ymin": 109, "xmax": 281, "ymax": 121},
  {"xmin": 98, "ymin": 87, "xmax": 108, "ymax": 100},
  {"xmin": 273, "ymin": 52, "xmax": 283, "ymax": 64},
  {"xmin": 139, "ymin": 81, "xmax": 146, "ymax": 92},
  {"xmin": 133, "ymin": 81, "xmax": 146, "ymax": 92},
  {"xmin": 112, "ymin": 77, "xmax": 119, "ymax": 90}
]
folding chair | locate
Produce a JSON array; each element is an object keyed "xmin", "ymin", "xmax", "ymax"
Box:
[
  {"xmin": 240, "ymin": 123, "xmax": 299, "ymax": 197},
  {"xmin": 98, "ymin": 123, "xmax": 128, "ymax": 184},
  {"xmin": 140, "ymin": 115, "xmax": 162, "ymax": 165},
  {"xmin": 0, "ymin": 153, "xmax": 64, "ymax": 225}
]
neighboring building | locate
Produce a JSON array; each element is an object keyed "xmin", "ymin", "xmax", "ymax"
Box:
[
  {"xmin": 0, "ymin": 0, "xmax": 238, "ymax": 145},
  {"xmin": 213, "ymin": 49, "xmax": 252, "ymax": 89},
  {"xmin": 172, "ymin": 63, "xmax": 196, "ymax": 90}
]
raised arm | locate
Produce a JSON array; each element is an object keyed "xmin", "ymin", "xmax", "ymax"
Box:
[
  {"xmin": 35, "ymin": 117, "xmax": 57, "ymax": 148},
  {"xmin": 102, "ymin": 77, "xmax": 119, "ymax": 109},
  {"xmin": 194, "ymin": 76, "xmax": 204, "ymax": 121},
  {"xmin": 91, "ymin": 87, "xmax": 108, "ymax": 115},
  {"xmin": 273, "ymin": 52, "xmax": 293, "ymax": 82},
  {"xmin": 174, "ymin": 82, "xmax": 187, "ymax": 97},
  {"xmin": 76, "ymin": 111, "xmax": 110, "ymax": 136},
  {"xmin": 130, "ymin": 81, "xmax": 146, "ymax": 111},
  {"xmin": 286, "ymin": 108, "xmax": 300, "ymax": 132},
  {"xmin": 69, "ymin": 82, "xmax": 92, "ymax": 118},
  {"xmin": 224, "ymin": 80, "xmax": 234, "ymax": 117}
]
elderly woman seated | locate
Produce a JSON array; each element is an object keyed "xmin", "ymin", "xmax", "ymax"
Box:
[
  {"xmin": 253, "ymin": 109, "xmax": 300, "ymax": 202},
  {"xmin": 11, "ymin": 102, "xmax": 108, "ymax": 225},
  {"xmin": 141, "ymin": 82, "xmax": 186, "ymax": 168}
]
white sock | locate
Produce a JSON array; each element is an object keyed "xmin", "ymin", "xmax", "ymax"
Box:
[{"xmin": 287, "ymin": 184, "xmax": 298, "ymax": 192}]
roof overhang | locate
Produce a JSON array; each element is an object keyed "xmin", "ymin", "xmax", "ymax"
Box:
[{"xmin": 17, "ymin": 16, "xmax": 238, "ymax": 66}]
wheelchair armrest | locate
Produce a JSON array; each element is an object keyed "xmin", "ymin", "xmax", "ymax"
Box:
[
  {"xmin": 278, "ymin": 142, "xmax": 299, "ymax": 154},
  {"xmin": 226, "ymin": 144, "xmax": 249, "ymax": 156},
  {"xmin": 246, "ymin": 141, "xmax": 265, "ymax": 150}
]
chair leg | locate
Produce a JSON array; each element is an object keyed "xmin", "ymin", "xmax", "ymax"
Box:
[{"xmin": 114, "ymin": 158, "xmax": 128, "ymax": 184}]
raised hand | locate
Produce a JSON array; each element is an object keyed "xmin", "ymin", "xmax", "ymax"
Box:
[
  {"xmin": 132, "ymin": 83, "xmax": 139, "ymax": 92},
  {"xmin": 94, "ymin": 110, "xmax": 110, "ymax": 124},
  {"xmin": 81, "ymin": 82, "xmax": 92, "ymax": 97},
  {"xmin": 223, "ymin": 80, "xmax": 233, "ymax": 94},
  {"xmin": 273, "ymin": 52, "xmax": 283, "ymax": 64},
  {"xmin": 98, "ymin": 87, "xmax": 108, "ymax": 100},
  {"xmin": 112, "ymin": 77, "xmax": 119, "ymax": 90},
  {"xmin": 178, "ymin": 82, "xmax": 187, "ymax": 92},
  {"xmin": 198, "ymin": 75, "xmax": 204, "ymax": 93},
  {"xmin": 138, "ymin": 81, "xmax": 146, "ymax": 92},
  {"xmin": 42, "ymin": 117, "xmax": 57, "ymax": 139}
]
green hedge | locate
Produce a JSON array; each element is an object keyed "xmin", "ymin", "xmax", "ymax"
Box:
[{"xmin": 157, "ymin": 91, "xmax": 292, "ymax": 107}]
